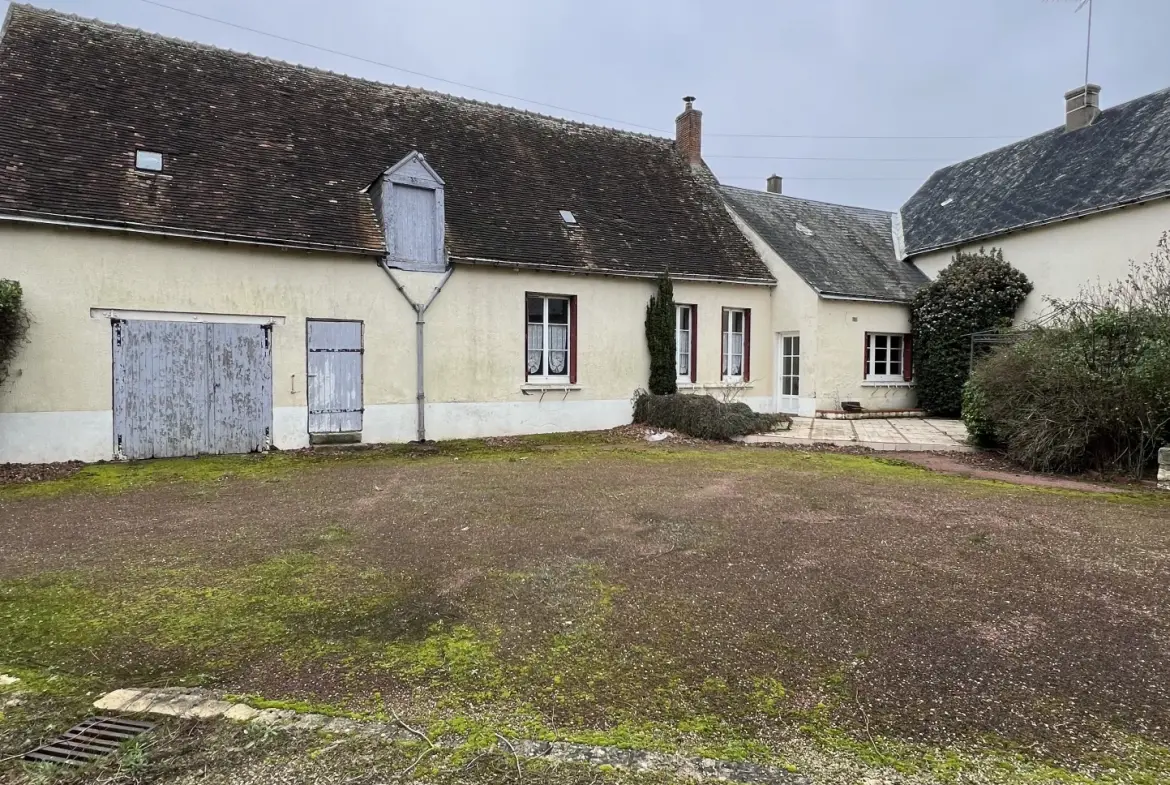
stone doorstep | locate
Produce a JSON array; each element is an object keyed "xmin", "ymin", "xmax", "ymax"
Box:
[
  {"xmin": 92, "ymin": 688, "xmax": 807, "ymax": 785},
  {"xmin": 739, "ymin": 434, "xmax": 975, "ymax": 453}
]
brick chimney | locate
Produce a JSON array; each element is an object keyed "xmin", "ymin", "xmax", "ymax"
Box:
[
  {"xmin": 675, "ymin": 96, "xmax": 702, "ymax": 166},
  {"xmin": 766, "ymin": 175, "xmax": 783, "ymax": 194},
  {"xmin": 1065, "ymin": 84, "xmax": 1101, "ymax": 131}
]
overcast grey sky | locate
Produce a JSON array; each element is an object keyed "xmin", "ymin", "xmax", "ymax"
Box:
[{"xmin": 4, "ymin": 0, "xmax": 1169, "ymax": 210}]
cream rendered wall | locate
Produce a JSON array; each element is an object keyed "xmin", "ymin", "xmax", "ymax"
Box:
[
  {"xmin": 727, "ymin": 212, "xmax": 819, "ymax": 415},
  {"xmin": 0, "ymin": 224, "xmax": 772, "ymax": 462},
  {"xmin": 727, "ymin": 210, "xmax": 915, "ymax": 415},
  {"xmin": 911, "ymin": 197, "xmax": 1170, "ymax": 322},
  {"xmin": 815, "ymin": 299, "xmax": 915, "ymax": 411}
]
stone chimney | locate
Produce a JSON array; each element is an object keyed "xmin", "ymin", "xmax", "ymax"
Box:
[
  {"xmin": 1065, "ymin": 84, "xmax": 1101, "ymax": 132},
  {"xmin": 675, "ymin": 96, "xmax": 702, "ymax": 166},
  {"xmin": 766, "ymin": 175, "xmax": 783, "ymax": 194}
]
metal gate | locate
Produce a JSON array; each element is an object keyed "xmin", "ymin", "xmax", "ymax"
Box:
[
  {"xmin": 307, "ymin": 320, "xmax": 363, "ymax": 434},
  {"xmin": 112, "ymin": 320, "xmax": 272, "ymax": 459}
]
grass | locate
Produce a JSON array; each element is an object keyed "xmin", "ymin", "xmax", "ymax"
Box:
[{"xmin": 2, "ymin": 434, "xmax": 1169, "ymax": 783}]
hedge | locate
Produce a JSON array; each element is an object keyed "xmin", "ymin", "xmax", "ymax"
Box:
[
  {"xmin": 963, "ymin": 233, "xmax": 1170, "ymax": 477},
  {"xmin": 633, "ymin": 391, "xmax": 791, "ymax": 441}
]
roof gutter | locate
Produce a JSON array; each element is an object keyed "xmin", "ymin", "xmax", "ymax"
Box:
[
  {"xmin": 818, "ymin": 292, "xmax": 912, "ymax": 305},
  {"xmin": 0, "ymin": 209, "xmax": 384, "ymax": 256},
  {"xmin": 448, "ymin": 255, "xmax": 775, "ymax": 286},
  {"xmin": 904, "ymin": 189, "xmax": 1170, "ymax": 258}
]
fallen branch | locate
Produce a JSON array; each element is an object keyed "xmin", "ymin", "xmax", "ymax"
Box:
[
  {"xmin": 399, "ymin": 746, "xmax": 434, "ymax": 779},
  {"xmin": 853, "ymin": 682, "xmax": 880, "ymax": 760},
  {"xmin": 494, "ymin": 732, "xmax": 524, "ymax": 782},
  {"xmin": 387, "ymin": 705, "xmax": 435, "ymax": 749}
]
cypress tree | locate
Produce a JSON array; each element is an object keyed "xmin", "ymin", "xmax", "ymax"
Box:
[{"xmin": 645, "ymin": 272, "xmax": 678, "ymax": 395}]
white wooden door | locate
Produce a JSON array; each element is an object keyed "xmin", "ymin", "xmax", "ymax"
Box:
[
  {"xmin": 307, "ymin": 320, "xmax": 364, "ymax": 434},
  {"xmin": 778, "ymin": 333, "xmax": 801, "ymax": 414}
]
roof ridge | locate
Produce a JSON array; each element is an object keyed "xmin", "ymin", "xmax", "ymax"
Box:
[
  {"xmin": 718, "ymin": 183, "xmax": 891, "ymax": 216},
  {"xmin": 9, "ymin": 3, "xmax": 672, "ymax": 144}
]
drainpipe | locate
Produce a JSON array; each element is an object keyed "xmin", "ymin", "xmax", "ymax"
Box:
[{"xmin": 379, "ymin": 261, "xmax": 454, "ymax": 442}]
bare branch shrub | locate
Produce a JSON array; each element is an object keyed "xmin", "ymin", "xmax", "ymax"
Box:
[{"xmin": 967, "ymin": 233, "xmax": 1170, "ymax": 477}]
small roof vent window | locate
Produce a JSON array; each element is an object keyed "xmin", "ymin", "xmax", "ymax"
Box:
[
  {"xmin": 135, "ymin": 150, "xmax": 164, "ymax": 172},
  {"xmin": 559, "ymin": 210, "xmax": 578, "ymax": 225}
]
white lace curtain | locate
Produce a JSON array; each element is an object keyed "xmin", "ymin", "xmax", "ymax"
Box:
[{"xmin": 527, "ymin": 323, "xmax": 569, "ymax": 376}]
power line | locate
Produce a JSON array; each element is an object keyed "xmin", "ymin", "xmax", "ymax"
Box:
[
  {"xmin": 707, "ymin": 132, "xmax": 1019, "ymax": 140},
  {"xmin": 133, "ymin": 0, "xmax": 1026, "ymax": 144},
  {"xmin": 720, "ymin": 176, "xmax": 924, "ymax": 182},
  {"xmin": 133, "ymin": 0, "xmax": 665, "ymax": 132},
  {"xmin": 707, "ymin": 154, "xmax": 954, "ymax": 162}
]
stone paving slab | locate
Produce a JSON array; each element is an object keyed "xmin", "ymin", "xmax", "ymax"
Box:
[
  {"xmin": 91, "ymin": 688, "xmax": 806, "ymax": 784},
  {"xmin": 741, "ymin": 417, "xmax": 974, "ymax": 452}
]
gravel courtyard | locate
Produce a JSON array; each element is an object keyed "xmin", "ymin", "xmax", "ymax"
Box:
[{"xmin": 1, "ymin": 435, "xmax": 1168, "ymax": 783}]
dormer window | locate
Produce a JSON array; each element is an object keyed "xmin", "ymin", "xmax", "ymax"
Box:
[{"xmin": 375, "ymin": 151, "xmax": 446, "ymax": 272}]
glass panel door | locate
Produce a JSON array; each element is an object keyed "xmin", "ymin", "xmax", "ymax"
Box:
[{"xmin": 779, "ymin": 333, "xmax": 801, "ymax": 414}]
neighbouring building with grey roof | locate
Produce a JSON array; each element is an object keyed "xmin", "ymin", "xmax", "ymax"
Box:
[
  {"xmin": 900, "ymin": 83, "xmax": 1170, "ymax": 320},
  {"xmin": 720, "ymin": 184, "xmax": 927, "ymax": 416}
]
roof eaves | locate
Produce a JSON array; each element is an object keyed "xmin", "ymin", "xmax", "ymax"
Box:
[
  {"xmin": 449, "ymin": 255, "xmax": 776, "ymax": 286},
  {"xmin": 0, "ymin": 209, "xmax": 385, "ymax": 256},
  {"xmin": 819, "ymin": 291, "xmax": 912, "ymax": 305},
  {"xmin": 905, "ymin": 188, "xmax": 1170, "ymax": 257}
]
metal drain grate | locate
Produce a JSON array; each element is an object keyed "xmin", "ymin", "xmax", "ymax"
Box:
[{"xmin": 22, "ymin": 716, "xmax": 155, "ymax": 766}]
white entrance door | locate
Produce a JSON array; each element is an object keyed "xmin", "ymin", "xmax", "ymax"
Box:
[{"xmin": 778, "ymin": 333, "xmax": 801, "ymax": 414}]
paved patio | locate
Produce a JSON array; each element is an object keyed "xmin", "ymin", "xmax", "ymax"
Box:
[{"xmin": 742, "ymin": 416, "xmax": 974, "ymax": 452}]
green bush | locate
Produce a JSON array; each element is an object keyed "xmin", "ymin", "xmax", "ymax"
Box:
[
  {"xmin": 633, "ymin": 391, "xmax": 791, "ymax": 441},
  {"xmin": 0, "ymin": 279, "xmax": 29, "ymax": 387},
  {"xmin": 960, "ymin": 378, "xmax": 997, "ymax": 447},
  {"xmin": 910, "ymin": 248, "xmax": 1032, "ymax": 416},
  {"xmin": 645, "ymin": 273, "xmax": 677, "ymax": 395},
  {"xmin": 967, "ymin": 234, "xmax": 1170, "ymax": 477}
]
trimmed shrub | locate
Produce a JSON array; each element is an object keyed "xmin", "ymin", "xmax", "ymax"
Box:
[
  {"xmin": 0, "ymin": 279, "xmax": 30, "ymax": 387},
  {"xmin": 910, "ymin": 248, "xmax": 1032, "ymax": 416},
  {"xmin": 633, "ymin": 390, "xmax": 791, "ymax": 441},
  {"xmin": 967, "ymin": 234, "xmax": 1170, "ymax": 477},
  {"xmin": 645, "ymin": 273, "xmax": 677, "ymax": 395}
]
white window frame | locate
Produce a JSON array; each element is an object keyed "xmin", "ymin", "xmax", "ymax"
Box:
[
  {"xmin": 526, "ymin": 295, "xmax": 572, "ymax": 384},
  {"xmin": 676, "ymin": 304, "xmax": 693, "ymax": 383},
  {"xmin": 866, "ymin": 333, "xmax": 905, "ymax": 382},
  {"xmin": 722, "ymin": 308, "xmax": 746, "ymax": 382}
]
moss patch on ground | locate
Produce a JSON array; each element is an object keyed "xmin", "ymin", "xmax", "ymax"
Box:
[
  {"xmin": 3, "ymin": 552, "xmax": 1167, "ymax": 784},
  {"xmin": 3, "ymin": 432, "xmax": 1165, "ymax": 505},
  {"xmin": 3, "ymin": 435, "xmax": 1168, "ymax": 783}
]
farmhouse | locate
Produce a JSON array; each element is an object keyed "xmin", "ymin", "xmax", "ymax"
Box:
[
  {"xmin": 0, "ymin": 5, "xmax": 776, "ymax": 463},
  {"xmin": 900, "ymin": 83, "xmax": 1170, "ymax": 320}
]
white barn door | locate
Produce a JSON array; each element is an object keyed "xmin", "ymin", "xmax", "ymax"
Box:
[
  {"xmin": 306, "ymin": 320, "xmax": 364, "ymax": 434},
  {"xmin": 112, "ymin": 319, "xmax": 272, "ymax": 459}
]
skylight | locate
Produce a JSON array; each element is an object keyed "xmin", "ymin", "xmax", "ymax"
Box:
[
  {"xmin": 135, "ymin": 150, "xmax": 163, "ymax": 172},
  {"xmin": 559, "ymin": 210, "xmax": 578, "ymax": 225}
]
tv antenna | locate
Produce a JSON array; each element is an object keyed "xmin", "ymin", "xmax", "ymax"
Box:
[{"xmin": 1049, "ymin": 0, "xmax": 1095, "ymax": 86}]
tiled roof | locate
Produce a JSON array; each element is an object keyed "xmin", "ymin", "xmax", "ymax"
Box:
[
  {"xmin": 900, "ymin": 87, "xmax": 1170, "ymax": 256},
  {"xmin": 0, "ymin": 5, "xmax": 773, "ymax": 283},
  {"xmin": 719, "ymin": 186, "xmax": 928, "ymax": 302}
]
